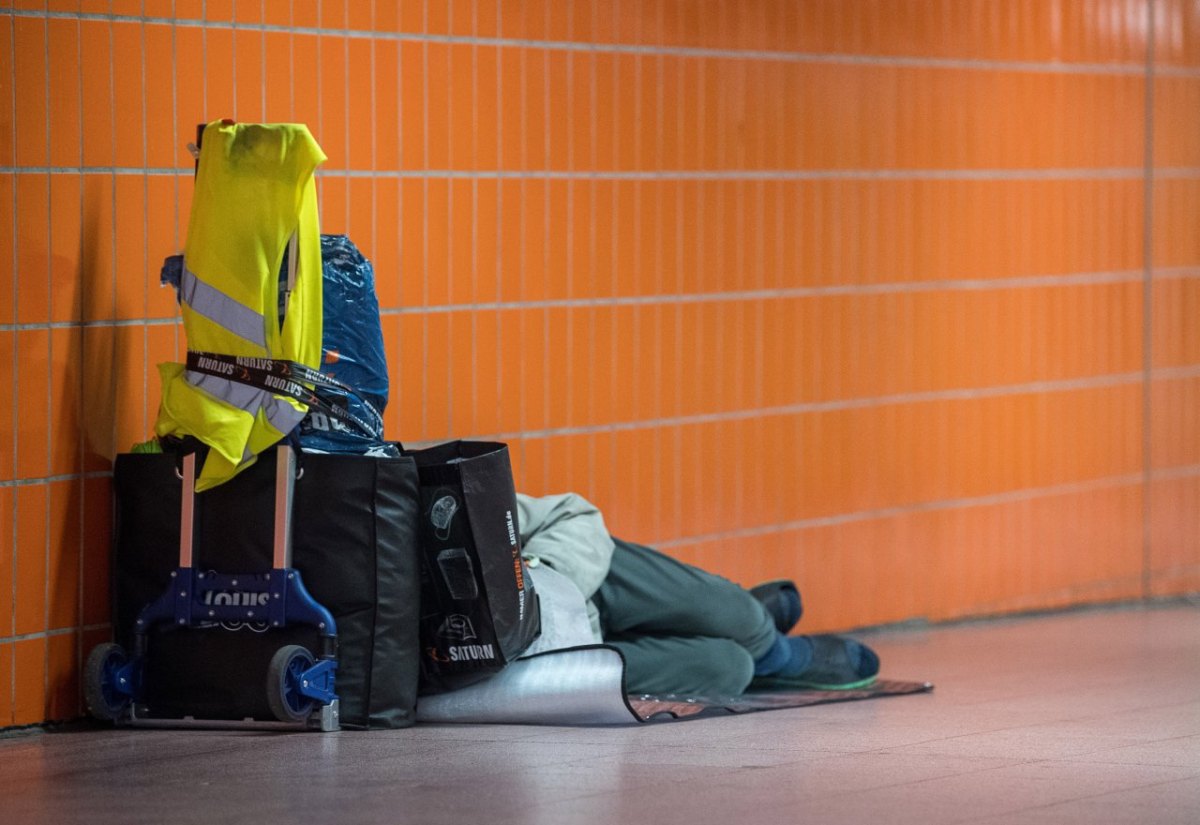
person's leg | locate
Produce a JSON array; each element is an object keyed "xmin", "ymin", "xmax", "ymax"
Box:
[
  {"xmin": 606, "ymin": 634, "xmax": 756, "ymax": 696},
  {"xmin": 593, "ymin": 538, "xmax": 778, "ymax": 661},
  {"xmin": 595, "ymin": 537, "xmax": 881, "ymax": 692}
]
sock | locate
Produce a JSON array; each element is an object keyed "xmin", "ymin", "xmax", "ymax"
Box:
[
  {"xmin": 752, "ymin": 633, "xmax": 791, "ymax": 676},
  {"xmin": 776, "ymin": 636, "xmax": 815, "ymax": 677},
  {"xmin": 753, "ymin": 633, "xmax": 815, "ymax": 677}
]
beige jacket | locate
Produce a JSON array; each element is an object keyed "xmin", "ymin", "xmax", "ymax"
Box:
[{"xmin": 515, "ymin": 492, "xmax": 615, "ymax": 642}]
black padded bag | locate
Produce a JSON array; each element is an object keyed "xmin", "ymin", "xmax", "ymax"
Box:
[{"xmin": 111, "ymin": 447, "xmax": 421, "ymax": 729}]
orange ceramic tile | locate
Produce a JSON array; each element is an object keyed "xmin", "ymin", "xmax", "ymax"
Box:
[
  {"xmin": 646, "ymin": 180, "xmax": 672, "ymax": 295},
  {"xmin": 204, "ymin": 28, "xmax": 236, "ymax": 119},
  {"xmin": 399, "ymin": 41, "xmax": 425, "ymax": 169},
  {"xmin": 14, "ymin": 329, "xmax": 50, "ymax": 480},
  {"xmin": 46, "ymin": 19, "xmax": 81, "ymax": 168},
  {"xmin": 173, "ymin": 26, "xmax": 205, "ymax": 167},
  {"xmin": 474, "ymin": 46, "xmax": 500, "ymax": 171},
  {"xmin": 143, "ymin": 24, "xmax": 177, "ymax": 168},
  {"xmin": 1154, "ymin": 178, "xmax": 1200, "ymax": 269},
  {"xmin": 585, "ymin": 306, "xmax": 617, "ymax": 429},
  {"xmin": 15, "ymin": 173, "xmax": 50, "ymax": 325},
  {"xmin": 0, "ymin": 643, "xmax": 10, "ymax": 726},
  {"xmin": 112, "ymin": 174, "xmax": 146, "ymax": 320},
  {"xmin": 544, "ymin": 306, "xmax": 570, "ymax": 429},
  {"xmin": 113, "ymin": 325, "xmax": 149, "ymax": 455},
  {"xmin": 591, "ymin": 51, "xmax": 615, "ymax": 171},
  {"xmin": 1149, "ymin": 475, "xmax": 1200, "ymax": 595},
  {"xmin": 46, "ymin": 633, "xmax": 80, "ymax": 721},
  {"xmin": 379, "ymin": 315, "xmax": 402, "ymax": 437},
  {"xmin": 611, "ymin": 53, "xmax": 639, "ymax": 171},
  {"xmin": 448, "ymin": 178, "xmax": 474, "ymax": 304},
  {"xmin": 513, "ymin": 436, "xmax": 545, "ymax": 497},
  {"xmin": 447, "ymin": 311, "xmax": 475, "ymax": 437},
  {"xmin": 589, "ymin": 179, "xmax": 615, "ymax": 298},
  {"xmin": 173, "ymin": 0, "xmax": 204, "ymax": 20},
  {"xmin": 145, "ymin": 319, "xmax": 179, "ymax": 380},
  {"xmin": 78, "ymin": 460, "xmax": 109, "ymax": 613},
  {"xmin": 374, "ymin": 40, "xmax": 401, "ymax": 171},
  {"xmin": 0, "ymin": 332, "xmax": 14, "ymax": 480},
  {"xmin": 347, "ymin": 177, "xmax": 375, "ymax": 252},
  {"xmin": 421, "ymin": 312, "xmax": 451, "ymax": 439},
  {"xmin": 12, "ymin": 17, "xmax": 48, "ymax": 169},
  {"xmin": 519, "ymin": 308, "xmax": 548, "ymax": 431},
  {"xmin": 318, "ymin": 175, "xmax": 348, "ymax": 234},
  {"xmin": 11, "ymin": 637, "xmax": 47, "ymax": 727},
  {"xmin": 523, "ymin": 49, "xmax": 548, "ymax": 171},
  {"xmin": 0, "ymin": 486, "xmax": 11, "ymax": 638},
  {"xmin": 204, "ymin": 0, "xmax": 233, "ymax": 21},
  {"xmin": 290, "ymin": 34, "xmax": 321, "ymax": 140},
  {"xmin": 612, "ymin": 180, "xmax": 639, "ymax": 297},
  {"xmin": 1151, "ymin": 376, "xmax": 1200, "ymax": 470},
  {"xmin": 233, "ymin": 29, "xmax": 266, "ymax": 124},
  {"xmin": 145, "ymin": 176, "xmax": 179, "ymax": 317},
  {"xmin": 568, "ymin": 51, "xmax": 592, "ymax": 170},
  {"xmin": 493, "ymin": 309, "xmax": 523, "ymax": 435},
  {"xmin": 542, "ymin": 179, "xmax": 569, "ymax": 299},
  {"xmin": 518, "ymin": 179, "xmax": 546, "ymax": 301},
  {"xmin": 425, "ymin": 42, "xmax": 451, "ymax": 171},
  {"xmin": 471, "ymin": 309, "xmax": 501, "ymax": 435},
  {"xmin": 47, "ymin": 479, "xmax": 81, "ymax": 630},
  {"xmin": 544, "ymin": 49, "xmax": 571, "ymax": 171},
  {"xmin": 399, "ymin": 178, "xmax": 425, "ymax": 307},
  {"xmin": 109, "ymin": 22, "xmax": 146, "ymax": 169},
  {"xmin": 1152, "ymin": 274, "xmax": 1200, "ymax": 368},
  {"xmin": 317, "ymin": 36, "xmax": 348, "ymax": 167},
  {"xmin": 75, "ymin": 23, "xmax": 111, "ymax": 168},
  {"xmin": 48, "ymin": 327, "xmax": 82, "ymax": 477},
  {"xmin": 394, "ymin": 313, "xmax": 424, "ymax": 438},
  {"xmin": 473, "ymin": 177, "xmax": 499, "ymax": 299},
  {"xmin": 448, "ymin": 43, "xmax": 476, "ymax": 170},
  {"xmin": 14, "ymin": 483, "xmax": 48, "ymax": 636},
  {"xmin": 424, "ymin": 177, "xmax": 450, "ymax": 305}
]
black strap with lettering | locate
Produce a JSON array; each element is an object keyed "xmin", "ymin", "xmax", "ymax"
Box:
[{"xmin": 185, "ymin": 350, "xmax": 382, "ymax": 437}]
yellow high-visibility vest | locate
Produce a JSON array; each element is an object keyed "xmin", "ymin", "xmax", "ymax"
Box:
[{"xmin": 155, "ymin": 121, "xmax": 326, "ymax": 490}]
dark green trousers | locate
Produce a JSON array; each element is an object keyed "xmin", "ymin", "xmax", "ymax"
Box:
[{"xmin": 592, "ymin": 538, "xmax": 778, "ymax": 696}]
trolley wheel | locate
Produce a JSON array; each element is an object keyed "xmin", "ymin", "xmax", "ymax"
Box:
[
  {"xmin": 267, "ymin": 644, "xmax": 318, "ymax": 723},
  {"xmin": 84, "ymin": 642, "xmax": 132, "ymax": 721}
]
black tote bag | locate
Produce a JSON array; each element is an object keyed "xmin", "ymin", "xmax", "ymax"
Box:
[
  {"xmin": 112, "ymin": 447, "xmax": 421, "ymax": 729},
  {"xmin": 405, "ymin": 441, "xmax": 541, "ymax": 694}
]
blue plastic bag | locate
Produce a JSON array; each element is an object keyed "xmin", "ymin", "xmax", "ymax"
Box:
[{"xmin": 160, "ymin": 235, "xmax": 397, "ymax": 455}]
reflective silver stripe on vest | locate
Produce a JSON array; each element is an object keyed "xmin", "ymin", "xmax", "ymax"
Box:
[
  {"xmin": 186, "ymin": 371, "xmax": 308, "ymax": 447},
  {"xmin": 180, "ymin": 263, "xmax": 268, "ymax": 349}
]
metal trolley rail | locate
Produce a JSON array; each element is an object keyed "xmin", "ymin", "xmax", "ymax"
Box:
[{"xmin": 85, "ymin": 447, "xmax": 340, "ymax": 731}]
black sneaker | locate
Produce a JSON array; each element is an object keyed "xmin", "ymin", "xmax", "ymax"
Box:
[
  {"xmin": 749, "ymin": 579, "xmax": 803, "ymax": 634},
  {"xmin": 750, "ymin": 635, "xmax": 880, "ymax": 691}
]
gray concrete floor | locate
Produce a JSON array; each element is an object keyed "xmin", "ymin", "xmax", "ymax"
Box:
[{"xmin": 2, "ymin": 604, "xmax": 1198, "ymax": 825}]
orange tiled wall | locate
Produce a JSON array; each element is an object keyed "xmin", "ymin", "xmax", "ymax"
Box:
[{"xmin": 1, "ymin": 1, "xmax": 1198, "ymax": 727}]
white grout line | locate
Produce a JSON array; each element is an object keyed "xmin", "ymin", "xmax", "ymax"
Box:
[
  {"xmin": 5, "ymin": 165, "xmax": 1200, "ymax": 181},
  {"xmin": 650, "ymin": 471, "xmax": 1168, "ymax": 550},
  {"xmin": 0, "ymin": 267, "xmax": 1195, "ymax": 334},
  {"xmin": 10, "ymin": 6, "xmax": 1200, "ymax": 79}
]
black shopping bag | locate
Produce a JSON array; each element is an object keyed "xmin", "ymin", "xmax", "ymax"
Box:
[
  {"xmin": 112, "ymin": 447, "xmax": 422, "ymax": 729},
  {"xmin": 406, "ymin": 441, "xmax": 541, "ymax": 693}
]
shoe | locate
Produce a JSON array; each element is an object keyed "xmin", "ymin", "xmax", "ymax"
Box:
[
  {"xmin": 749, "ymin": 634, "xmax": 880, "ymax": 691},
  {"xmin": 749, "ymin": 579, "xmax": 803, "ymax": 634}
]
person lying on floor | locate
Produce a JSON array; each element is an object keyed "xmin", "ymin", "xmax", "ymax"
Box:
[{"xmin": 516, "ymin": 491, "xmax": 880, "ymax": 697}]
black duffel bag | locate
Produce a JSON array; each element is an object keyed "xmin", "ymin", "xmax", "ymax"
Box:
[
  {"xmin": 111, "ymin": 446, "xmax": 421, "ymax": 729},
  {"xmin": 405, "ymin": 441, "xmax": 541, "ymax": 694}
]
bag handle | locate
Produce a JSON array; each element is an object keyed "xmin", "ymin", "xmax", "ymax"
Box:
[{"xmin": 185, "ymin": 350, "xmax": 383, "ymax": 437}]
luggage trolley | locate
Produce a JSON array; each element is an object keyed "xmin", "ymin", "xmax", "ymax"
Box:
[{"xmin": 85, "ymin": 446, "xmax": 340, "ymax": 731}]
